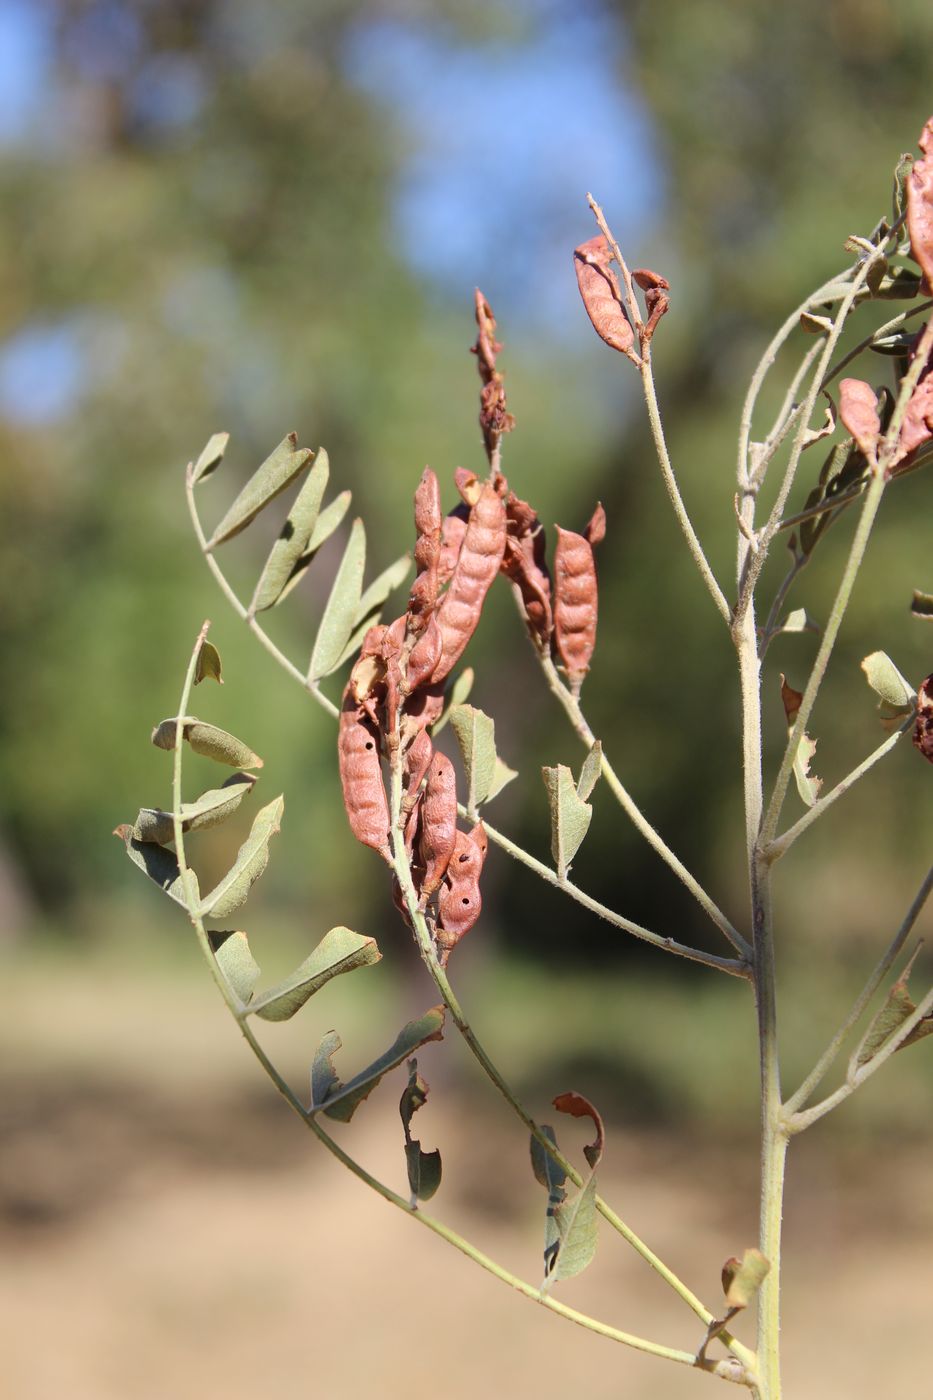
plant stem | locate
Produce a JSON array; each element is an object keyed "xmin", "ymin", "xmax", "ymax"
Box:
[
  {"xmin": 765, "ymin": 717, "xmax": 913, "ymax": 862},
  {"xmin": 784, "ymin": 863, "xmax": 933, "ymax": 1115},
  {"xmin": 538, "ymin": 653, "xmax": 751, "ymax": 958}
]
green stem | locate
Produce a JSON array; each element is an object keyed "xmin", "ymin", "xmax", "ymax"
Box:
[{"xmin": 538, "ymin": 654, "xmax": 750, "ymax": 958}]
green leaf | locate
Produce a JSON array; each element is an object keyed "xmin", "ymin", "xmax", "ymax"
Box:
[
  {"xmin": 861, "ymin": 651, "xmax": 916, "ymax": 709},
  {"xmin": 249, "ymin": 926, "xmax": 381, "ymax": 1021},
  {"xmin": 309, "ymin": 1006, "xmax": 446, "ymax": 1123},
  {"xmin": 308, "ymin": 518, "xmax": 367, "ymax": 680},
  {"xmin": 114, "ymin": 825, "xmax": 198, "ymax": 908},
  {"xmin": 400, "ymin": 1060, "xmax": 442, "ymax": 1204},
  {"xmin": 487, "ymin": 756, "xmax": 518, "ymax": 802},
  {"xmin": 911, "ymin": 590, "xmax": 933, "ymax": 620},
  {"xmin": 432, "ymin": 668, "xmax": 475, "ymax": 735},
  {"xmin": 542, "ymin": 764, "xmax": 593, "ymax": 878},
  {"xmin": 271, "ymin": 488, "xmax": 354, "ymax": 606},
  {"xmin": 778, "ymin": 608, "xmax": 814, "ymax": 636},
  {"xmin": 195, "ymin": 640, "xmax": 224, "ymax": 685},
  {"xmin": 530, "ymin": 1125, "xmax": 567, "ymax": 1279},
  {"xmin": 354, "ymin": 552, "xmax": 412, "ymax": 625},
  {"xmin": 151, "ymin": 717, "xmax": 263, "ymax": 769},
  {"xmin": 190, "ymin": 432, "xmax": 229, "ymax": 486},
  {"xmin": 199, "ymin": 794, "xmax": 284, "ymax": 919},
  {"xmin": 249, "ymin": 451, "xmax": 330, "ymax": 613},
  {"xmin": 551, "ymin": 1173, "xmax": 599, "ymax": 1282},
  {"xmin": 722, "ymin": 1249, "xmax": 771, "ymax": 1310},
  {"xmin": 132, "ymin": 773, "xmax": 258, "ymax": 844},
  {"xmin": 576, "ymin": 741, "xmax": 602, "ymax": 801},
  {"xmin": 856, "ymin": 955, "xmax": 933, "ymax": 1067},
  {"xmin": 210, "ymin": 931, "xmax": 261, "ymax": 1005},
  {"xmin": 449, "ymin": 704, "xmax": 498, "ymax": 813},
  {"xmin": 333, "ymin": 613, "xmax": 383, "ymax": 671},
  {"xmin": 208, "ymin": 434, "xmax": 313, "ymax": 547}
]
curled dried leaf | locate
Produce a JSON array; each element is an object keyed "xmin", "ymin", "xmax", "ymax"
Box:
[
  {"xmin": 431, "ymin": 483, "xmax": 507, "ymax": 684},
  {"xmin": 552, "ymin": 1090, "xmax": 605, "ymax": 1170},
  {"xmin": 337, "ymin": 689, "xmax": 391, "ymax": 862},
  {"xmin": 907, "ymin": 117, "xmax": 933, "ymax": 292},
  {"xmin": 553, "ymin": 514, "xmax": 602, "ymax": 693},
  {"xmin": 838, "ymin": 378, "xmax": 881, "ymax": 461},
  {"xmin": 914, "ymin": 674, "xmax": 933, "ymax": 762},
  {"xmin": 573, "ymin": 235, "xmax": 635, "ymax": 357},
  {"xmin": 633, "ymin": 267, "xmax": 670, "ymax": 342}
]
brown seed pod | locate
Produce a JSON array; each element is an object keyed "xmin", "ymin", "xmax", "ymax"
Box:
[
  {"xmin": 438, "ymin": 508, "xmax": 469, "ymax": 587},
  {"xmin": 553, "ymin": 507, "xmax": 604, "ymax": 693},
  {"xmin": 419, "ymin": 751, "xmax": 459, "ymax": 899},
  {"xmin": 633, "ymin": 267, "xmax": 670, "ymax": 343},
  {"xmin": 431, "ymin": 483, "xmax": 507, "ymax": 684},
  {"xmin": 380, "ymin": 615, "xmax": 408, "ymax": 741},
  {"xmin": 502, "ymin": 491, "xmax": 552, "ymax": 646},
  {"xmin": 400, "ymin": 683, "xmax": 446, "ymax": 746},
  {"xmin": 406, "ymin": 614, "xmax": 443, "ymax": 692},
  {"xmin": 349, "ymin": 623, "xmax": 388, "ymax": 705},
  {"xmin": 914, "ymin": 674, "xmax": 933, "ymax": 762},
  {"xmin": 471, "ymin": 289, "xmax": 515, "ymax": 465},
  {"xmin": 891, "ymin": 348, "xmax": 933, "ymax": 472},
  {"xmin": 436, "ymin": 825, "xmax": 487, "ymax": 963},
  {"xmin": 337, "ymin": 688, "xmax": 390, "ymax": 862},
  {"xmin": 907, "ymin": 118, "xmax": 933, "ymax": 293},
  {"xmin": 573, "ymin": 235, "xmax": 635, "ymax": 357},
  {"xmin": 409, "ymin": 468, "xmax": 442, "ymax": 627}
]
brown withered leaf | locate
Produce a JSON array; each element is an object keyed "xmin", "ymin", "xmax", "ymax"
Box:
[
  {"xmin": 907, "ymin": 117, "xmax": 933, "ymax": 292},
  {"xmin": 891, "ymin": 350, "xmax": 933, "ymax": 471},
  {"xmin": 856, "ymin": 951, "xmax": 933, "ymax": 1067},
  {"xmin": 914, "ymin": 674, "xmax": 933, "ymax": 762},
  {"xmin": 633, "ymin": 267, "xmax": 670, "ymax": 342},
  {"xmin": 471, "ymin": 289, "xmax": 515, "ymax": 461},
  {"xmin": 553, "ymin": 1090, "xmax": 605, "ymax": 1170},
  {"xmin": 573, "ymin": 235, "xmax": 635, "ymax": 357},
  {"xmin": 838, "ymin": 378, "xmax": 881, "ymax": 460}
]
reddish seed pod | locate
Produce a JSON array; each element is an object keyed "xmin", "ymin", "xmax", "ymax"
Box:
[
  {"xmin": 907, "ymin": 117, "xmax": 933, "ymax": 292},
  {"xmin": 438, "ymin": 508, "xmax": 469, "ymax": 587},
  {"xmin": 573, "ymin": 235, "xmax": 635, "ymax": 356},
  {"xmin": 435, "ymin": 824, "xmax": 487, "ymax": 964},
  {"xmin": 406, "ymin": 614, "xmax": 443, "ymax": 692},
  {"xmin": 633, "ymin": 267, "xmax": 671, "ymax": 342},
  {"xmin": 380, "ymin": 615, "xmax": 407, "ymax": 740},
  {"xmin": 419, "ymin": 751, "xmax": 459, "ymax": 898},
  {"xmin": 337, "ymin": 688, "xmax": 391, "ymax": 862},
  {"xmin": 409, "ymin": 468, "xmax": 442, "ymax": 626},
  {"xmin": 431, "ymin": 482, "xmax": 507, "ymax": 684},
  {"xmin": 502, "ymin": 492, "xmax": 552, "ymax": 646},
  {"xmin": 914, "ymin": 674, "xmax": 933, "ymax": 762},
  {"xmin": 553, "ymin": 510, "xmax": 603, "ymax": 693},
  {"xmin": 349, "ymin": 623, "xmax": 388, "ymax": 705}
]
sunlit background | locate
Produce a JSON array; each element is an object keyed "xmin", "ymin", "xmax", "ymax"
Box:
[{"xmin": 2, "ymin": 2, "xmax": 932, "ymax": 1396}]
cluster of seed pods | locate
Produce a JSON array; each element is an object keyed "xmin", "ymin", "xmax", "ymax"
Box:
[{"xmin": 338, "ymin": 290, "xmax": 608, "ymax": 960}]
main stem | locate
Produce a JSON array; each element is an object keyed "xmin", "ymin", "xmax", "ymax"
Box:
[{"xmin": 736, "ymin": 520, "xmax": 786, "ymax": 1400}]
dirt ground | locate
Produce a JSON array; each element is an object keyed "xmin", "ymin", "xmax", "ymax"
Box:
[{"xmin": 3, "ymin": 965, "xmax": 932, "ymax": 1399}]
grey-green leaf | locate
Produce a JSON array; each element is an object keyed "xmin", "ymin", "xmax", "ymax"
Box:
[
  {"xmin": 270, "ymin": 488, "xmax": 354, "ymax": 606},
  {"xmin": 449, "ymin": 704, "xmax": 499, "ymax": 813},
  {"xmin": 195, "ymin": 640, "xmax": 224, "ymax": 685},
  {"xmin": 861, "ymin": 651, "xmax": 916, "ymax": 708},
  {"xmin": 432, "ymin": 668, "xmax": 475, "ymax": 735},
  {"xmin": 406, "ymin": 1143, "xmax": 442, "ymax": 1203},
  {"xmin": 309, "ymin": 1006, "xmax": 446, "ymax": 1123},
  {"xmin": 552, "ymin": 1172, "xmax": 599, "ymax": 1282},
  {"xmin": 487, "ymin": 756, "xmax": 518, "ymax": 802},
  {"xmin": 190, "ymin": 432, "xmax": 229, "ymax": 486},
  {"xmin": 151, "ymin": 717, "xmax": 263, "ymax": 770},
  {"xmin": 249, "ymin": 451, "xmax": 330, "ymax": 613},
  {"xmin": 114, "ymin": 825, "xmax": 199, "ymax": 908},
  {"xmin": 249, "ymin": 926, "xmax": 381, "ymax": 1021},
  {"xmin": 199, "ymin": 794, "xmax": 284, "ymax": 919},
  {"xmin": 354, "ymin": 552, "xmax": 412, "ymax": 625},
  {"xmin": 309, "ymin": 518, "xmax": 367, "ymax": 680},
  {"xmin": 576, "ymin": 741, "xmax": 603, "ymax": 801},
  {"xmin": 210, "ymin": 930, "xmax": 261, "ymax": 1005},
  {"xmin": 131, "ymin": 773, "xmax": 257, "ymax": 845},
  {"xmin": 208, "ymin": 434, "xmax": 313, "ymax": 548},
  {"xmin": 911, "ymin": 590, "xmax": 933, "ymax": 620},
  {"xmin": 542, "ymin": 765, "xmax": 593, "ymax": 879}
]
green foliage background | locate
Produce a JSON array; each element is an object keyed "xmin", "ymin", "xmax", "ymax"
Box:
[{"xmin": 2, "ymin": 0, "xmax": 931, "ymax": 1064}]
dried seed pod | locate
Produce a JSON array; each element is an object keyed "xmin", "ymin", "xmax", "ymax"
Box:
[
  {"xmin": 907, "ymin": 118, "xmax": 933, "ymax": 292},
  {"xmin": 409, "ymin": 468, "xmax": 442, "ymax": 627},
  {"xmin": 502, "ymin": 492, "xmax": 552, "ymax": 646},
  {"xmin": 338, "ymin": 688, "xmax": 391, "ymax": 862},
  {"xmin": 349, "ymin": 623, "xmax": 388, "ymax": 705},
  {"xmin": 553, "ymin": 507, "xmax": 604, "ymax": 693},
  {"xmin": 573, "ymin": 235, "xmax": 635, "ymax": 356},
  {"xmin": 431, "ymin": 483, "xmax": 507, "ymax": 684},
  {"xmin": 380, "ymin": 615, "xmax": 407, "ymax": 740},
  {"xmin": 400, "ymin": 682, "xmax": 446, "ymax": 746},
  {"xmin": 633, "ymin": 267, "xmax": 670, "ymax": 343},
  {"xmin": 419, "ymin": 751, "xmax": 459, "ymax": 899},
  {"xmin": 838, "ymin": 378, "xmax": 882, "ymax": 460},
  {"xmin": 438, "ymin": 508, "xmax": 469, "ymax": 586},
  {"xmin": 403, "ymin": 727, "xmax": 434, "ymax": 800},
  {"xmin": 914, "ymin": 674, "xmax": 933, "ymax": 762},
  {"xmin": 891, "ymin": 349, "xmax": 933, "ymax": 472},
  {"xmin": 471, "ymin": 289, "xmax": 515, "ymax": 466},
  {"xmin": 406, "ymin": 614, "xmax": 443, "ymax": 692},
  {"xmin": 436, "ymin": 825, "xmax": 487, "ymax": 963}
]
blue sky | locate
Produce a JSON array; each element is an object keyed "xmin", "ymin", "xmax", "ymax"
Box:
[{"xmin": 0, "ymin": 0, "xmax": 661, "ymax": 424}]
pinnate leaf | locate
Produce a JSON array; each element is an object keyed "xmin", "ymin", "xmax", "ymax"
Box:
[
  {"xmin": 249, "ymin": 927, "xmax": 381, "ymax": 1022},
  {"xmin": 309, "ymin": 1007, "xmax": 446, "ymax": 1123},
  {"xmin": 249, "ymin": 451, "xmax": 330, "ymax": 613},
  {"xmin": 542, "ymin": 764, "xmax": 593, "ymax": 878},
  {"xmin": 152, "ymin": 717, "xmax": 262, "ymax": 769},
  {"xmin": 199, "ymin": 794, "xmax": 284, "ymax": 919},
  {"xmin": 309, "ymin": 518, "xmax": 367, "ymax": 680},
  {"xmin": 208, "ymin": 434, "xmax": 313, "ymax": 547}
]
